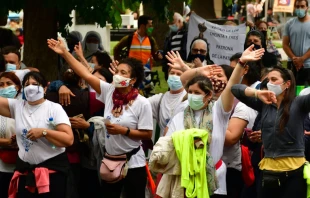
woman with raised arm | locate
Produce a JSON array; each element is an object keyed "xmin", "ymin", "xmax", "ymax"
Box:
[
  {"xmin": 0, "ymin": 71, "xmax": 74, "ymax": 197},
  {"xmin": 164, "ymin": 45, "xmax": 264, "ymax": 197},
  {"xmin": 48, "ymin": 38, "xmax": 153, "ymax": 198},
  {"xmin": 231, "ymin": 66, "xmax": 308, "ymax": 198}
]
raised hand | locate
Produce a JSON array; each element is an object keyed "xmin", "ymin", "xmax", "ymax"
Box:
[
  {"xmin": 199, "ymin": 64, "xmax": 223, "ymax": 79},
  {"xmin": 257, "ymin": 90, "xmax": 277, "ymax": 104},
  {"xmin": 166, "ymin": 51, "xmax": 190, "ymax": 72},
  {"xmin": 47, "ymin": 38, "xmax": 67, "ymax": 55},
  {"xmin": 240, "ymin": 45, "xmax": 265, "ymax": 63},
  {"xmin": 109, "ymin": 60, "xmax": 119, "ymax": 75},
  {"xmin": 74, "ymin": 42, "xmax": 83, "ymax": 58}
]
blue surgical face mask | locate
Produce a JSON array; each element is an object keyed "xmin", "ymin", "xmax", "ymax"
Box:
[
  {"xmin": 188, "ymin": 94, "xmax": 206, "ymax": 110},
  {"xmin": 89, "ymin": 63, "xmax": 96, "ymax": 69},
  {"xmin": 0, "ymin": 85, "xmax": 17, "ymax": 98},
  {"xmin": 191, "ymin": 54, "xmax": 206, "ymax": 62},
  {"xmin": 167, "ymin": 75, "xmax": 183, "ymax": 91},
  {"xmin": 295, "ymin": 9, "xmax": 307, "ymax": 18},
  {"xmin": 6, "ymin": 63, "xmax": 17, "ymax": 72},
  {"xmin": 169, "ymin": 24, "xmax": 178, "ymax": 32}
]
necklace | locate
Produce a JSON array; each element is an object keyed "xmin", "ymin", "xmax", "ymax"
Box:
[{"xmin": 26, "ymin": 102, "xmax": 44, "ymax": 117}]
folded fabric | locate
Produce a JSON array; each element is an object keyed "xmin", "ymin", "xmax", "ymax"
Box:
[
  {"xmin": 149, "ymin": 136, "xmax": 181, "ymax": 175},
  {"xmin": 172, "ymin": 128, "xmax": 209, "ymax": 198},
  {"xmin": 9, "ymin": 168, "xmax": 56, "ymax": 198}
]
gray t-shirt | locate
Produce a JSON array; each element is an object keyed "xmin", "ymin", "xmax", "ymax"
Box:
[{"xmin": 283, "ymin": 17, "xmax": 310, "ymax": 68}]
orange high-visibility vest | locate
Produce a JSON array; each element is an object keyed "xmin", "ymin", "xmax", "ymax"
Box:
[{"xmin": 128, "ymin": 32, "xmax": 152, "ymax": 65}]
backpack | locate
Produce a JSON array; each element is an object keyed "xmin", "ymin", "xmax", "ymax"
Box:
[{"xmin": 119, "ymin": 33, "xmax": 155, "ymax": 60}]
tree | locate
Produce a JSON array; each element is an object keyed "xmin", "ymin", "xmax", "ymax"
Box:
[
  {"xmin": 144, "ymin": 0, "xmax": 184, "ymax": 50},
  {"xmin": 2, "ymin": 0, "xmax": 173, "ymax": 80},
  {"xmin": 191, "ymin": 0, "xmax": 234, "ymax": 19}
]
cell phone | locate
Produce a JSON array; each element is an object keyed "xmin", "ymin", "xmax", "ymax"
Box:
[
  {"xmin": 244, "ymin": 128, "xmax": 253, "ymax": 136},
  {"xmin": 103, "ymin": 118, "xmax": 111, "ymax": 124}
]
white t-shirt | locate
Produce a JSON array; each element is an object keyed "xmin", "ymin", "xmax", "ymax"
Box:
[
  {"xmin": 8, "ymin": 99, "xmax": 71, "ymax": 165},
  {"xmin": 12, "ymin": 69, "xmax": 30, "ymax": 82},
  {"xmin": 96, "ymin": 80, "xmax": 153, "ymax": 168},
  {"xmin": 148, "ymin": 90, "xmax": 187, "ymax": 136},
  {"xmin": 0, "ymin": 116, "xmax": 16, "ymax": 172},
  {"xmin": 222, "ymin": 102, "xmax": 258, "ymax": 171},
  {"xmin": 166, "ymin": 97, "xmax": 231, "ymax": 195},
  {"xmin": 222, "ymin": 81, "xmax": 259, "ymax": 171}
]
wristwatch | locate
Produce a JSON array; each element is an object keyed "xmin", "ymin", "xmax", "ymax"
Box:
[
  {"xmin": 42, "ymin": 130, "xmax": 48, "ymax": 137},
  {"xmin": 125, "ymin": 127, "xmax": 130, "ymax": 136}
]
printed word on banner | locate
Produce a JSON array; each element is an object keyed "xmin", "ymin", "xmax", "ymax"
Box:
[
  {"xmin": 273, "ymin": 0, "xmax": 296, "ymax": 13},
  {"xmin": 187, "ymin": 13, "xmax": 246, "ymax": 65}
]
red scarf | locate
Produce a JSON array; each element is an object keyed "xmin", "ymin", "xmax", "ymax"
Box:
[{"xmin": 112, "ymin": 88, "xmax": 139, "ymax": 117}]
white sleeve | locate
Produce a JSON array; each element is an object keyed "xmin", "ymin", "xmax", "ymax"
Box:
[
  {"xmin": 7, "ymin": 98, "xmax": 18, "ymax": 119},
  {"xmin": 138, "ymin": 99, "xmax": 153, "ymax": 130},
  {"xmin": 147, "ymin": 93, "xmax": 163, "ymax": 120},
  {"xmin": 231, "ymin": 102, "xmax": 250, "ymax": 123},
  {"xmin": 96, "ymin": 80, "xmax": 114, "ymax": 104},
  {"xmin": 52, "ymin": 103, "xmax": 71, "ymax": 127},
  {"xmin": 166, "ymin": 112, "xmax": 183, "ymax": 136}
]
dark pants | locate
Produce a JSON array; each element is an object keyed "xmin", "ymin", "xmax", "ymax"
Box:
[
  {"xmin": 0, "ymin": 171, "xmax": 13, "ymax": 198},
  {"xmin": 226, "ymin": 168, "xmax": 243, "ymax": 198},
  {"xmin": 259, "ymin": 166, "xmax": 307, "ymax": 198},
  {"xmin": 79, "ymin": 167, "xmax": 101, "ymax": 198},
  {"xmin": 287, "ymin": 61, "xmax": 310, "ymax": 85},
  {"xmin": 101, "ymin": 166, "xmax": 147, "ymax": 198},
  {"xmin": 17, "ymin": 172, "xmax": 66, "ymax": 198}
]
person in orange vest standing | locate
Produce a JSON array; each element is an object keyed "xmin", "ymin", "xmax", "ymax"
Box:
[{"xmin": 114, "ymin": 15, "xmax": 163, "ymax": 68}]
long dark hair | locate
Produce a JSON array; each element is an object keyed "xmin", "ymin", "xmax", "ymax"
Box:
[{"xmin": 270, "ymin": 66, "xmax": 296, "ymax": 132}]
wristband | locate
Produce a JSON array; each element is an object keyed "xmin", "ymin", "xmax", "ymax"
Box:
[
  {"xmin": 238, "ymin": 58, "xmax": 247, "ymax": 67},
  {"xmin": 254, "ymin": 90, "xmax": 258, "ymax": 99},
  {"xmin": 125, "ymin": 127, "xmax": 130, "ymax": 136}
]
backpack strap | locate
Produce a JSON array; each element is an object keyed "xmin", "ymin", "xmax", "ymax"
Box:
[{"xmin": 126, "ymin": 34, "xmax": 134, "ymax": 57}]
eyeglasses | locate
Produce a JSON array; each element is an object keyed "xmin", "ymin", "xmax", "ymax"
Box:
[{"xmin": 192, "ymin": 48, "xmax": 207, "ymax": 54}]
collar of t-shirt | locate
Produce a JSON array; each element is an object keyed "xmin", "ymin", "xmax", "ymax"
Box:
[{"xmin": 137, "ymin": 33, "xmax": 146, "ymax": 44}]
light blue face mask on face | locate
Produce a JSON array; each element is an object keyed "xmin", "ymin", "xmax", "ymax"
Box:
[
  {"xmin": 0, "ymin": 85, "xmax": 17, "ymax": 98},
  {"xmin": 88, "ymin": 63, "xmax": 96, "ymax": 69},
  {"xmin": 295, "ymin": 9, "xmax": 307, "ymax": 18},
  {"xmin": 6, "ymin": 63, "xmax": 17, "ymax": 72},
  {"xmin": 167, "ymin": 75, "xmax": 183, "ymax": 91},
  {"xmin": 188, "ymin": 94, "xmax": 206, "ymax": 111},
  {"xmin": 169, "ymin": 24, "xmax": 178, "ymax": 32}
]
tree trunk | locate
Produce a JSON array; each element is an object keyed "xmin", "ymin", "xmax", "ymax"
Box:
[
  {"xmin": 23, "ymin": 0, "xmax": 58, "ymax": 81},
  {"xmin": 191, "ymin": 0, "xmax": 216, "ymax": 19},
  {"xmin": 144, "ymin": 0, "xmax": 183, "ymax": 50}
]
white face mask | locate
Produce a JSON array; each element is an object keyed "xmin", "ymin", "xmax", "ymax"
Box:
[
  {"xmin": 86, "ymin": 43, "xmax": 99, "ymax": 52},
  {"xmin": 113, "ymin": 75, "xmax": 132, "ymax": 88},
  {"xmin": 267, "ymin": 82, "xmax": 285, "ymax": 96},
  {"xmin": 23, "ymin": 85, "xmax": 45, "ymax": 102}
]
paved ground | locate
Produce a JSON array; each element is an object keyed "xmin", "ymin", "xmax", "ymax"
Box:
[{"xmin": 273, "ymin": 40, "xmax": 288, "ymax": 61}]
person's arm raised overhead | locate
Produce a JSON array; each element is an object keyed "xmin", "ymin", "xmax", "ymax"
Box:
[
  {"xmin": 221, "ymin": 45, "xmax": 265, "ymax": 112},
  {"xmin": 47, "ymin": 39, "xmax": 101, "ymax": 94}
]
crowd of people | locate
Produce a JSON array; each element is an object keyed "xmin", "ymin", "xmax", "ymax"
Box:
[{"xmin": 0, "ymin": 0, "xmax": 309, "ymax": 198}]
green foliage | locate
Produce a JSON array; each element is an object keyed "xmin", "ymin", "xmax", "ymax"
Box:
[
  {"xmin": 224, "ymin": 0, "xmax": 233, "ymax": 6},
  {"xmin": 2, "ymin": 0, "xmax": 173, "ymax": 35}
]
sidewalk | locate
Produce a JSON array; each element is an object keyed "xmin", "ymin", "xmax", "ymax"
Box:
[{"xmin": 273, "ymin": 40, "xmax": 288, "ymax": 61}]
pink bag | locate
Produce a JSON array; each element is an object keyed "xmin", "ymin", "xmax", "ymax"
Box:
[{"xmin": 100, "ymin": 153, "xmax": 128, "ymax": 183}]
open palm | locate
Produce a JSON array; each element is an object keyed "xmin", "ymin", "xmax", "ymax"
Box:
[
  {"xmin": 166, "ymin": 51, "xmax": 189, "ymax": 72},
  {"xmin": 200, "ymin": 65, "xmax": 223, "ymax": 78},
  {"xmin": 47, "ymin": 38, "xmax": 67, "ymax": 55},
  {"xmin": 241, "ymin": 45, "xmax": 265, "ymax": 62}
]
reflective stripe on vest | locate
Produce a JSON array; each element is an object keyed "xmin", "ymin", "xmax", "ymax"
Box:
[{"xmin": 128, "ymin": 32, "xmax": 152, "ymax": 65}]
